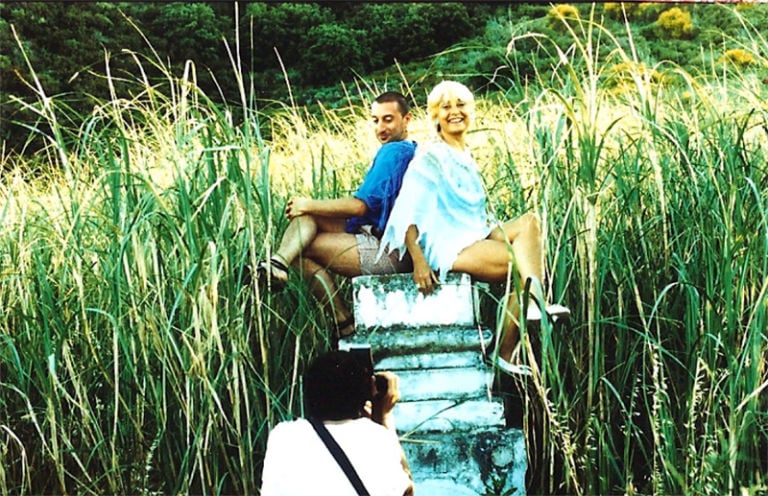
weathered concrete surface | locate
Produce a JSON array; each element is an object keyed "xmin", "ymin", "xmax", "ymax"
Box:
[
  {"xmin": 394, "ymin": 366, "xmax": 492, "ymax": 401},
  {"xmin": 340, "ymin": 272, "xmax": 527, "ymax": 495},
  {"xmin": 395, "ymin": 399, "xmax": 504, "ymax": 432},
  {"xmin": 352, "ymin": 272, "xmax": 475, "ymax": 330},
  {"xmin": 401, "ymin": 430, "xmax": 527, "ymax": 495}
]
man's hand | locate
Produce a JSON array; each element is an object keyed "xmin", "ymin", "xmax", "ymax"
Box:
[
  {"xmin": 285, "ymin": 197, "xmax": 313, "ymax": 220},
  {"xmin": 370, "ymin": 371, "xmax": 400, "ymax": 430}
]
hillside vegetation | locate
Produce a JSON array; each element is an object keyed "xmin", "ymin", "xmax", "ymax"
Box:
[
  {"xmin": 0, "ymin": 2, "xmax": 767, "ymax": 495},
  {"xmin": 2, "ymin": 2, "xmax": 768, "ymax": 151}
]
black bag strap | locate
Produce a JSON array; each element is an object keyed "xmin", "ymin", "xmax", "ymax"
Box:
[{"xmin": 308, "ymin": 417, "xmax": 371, "ymax": 496}]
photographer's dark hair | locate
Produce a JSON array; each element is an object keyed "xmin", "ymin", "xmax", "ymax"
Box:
[{"xmin": 304, "ymin": 351, "xmax": 371, "ymax": 421}]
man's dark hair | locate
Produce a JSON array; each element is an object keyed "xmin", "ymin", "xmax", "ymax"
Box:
[
  {"xmin": 304, "ymin": 351, "xmax": 371, "ymax": 421},
  {"xmin": 374, "ymin": 91, "xmax": 410, "ymax": 117}
]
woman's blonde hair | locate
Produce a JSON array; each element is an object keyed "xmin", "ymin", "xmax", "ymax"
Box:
[{"xmin": 427, "ymin": 80, "xmax": 475, "ymax": 121}]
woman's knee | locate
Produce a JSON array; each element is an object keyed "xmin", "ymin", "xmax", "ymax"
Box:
[
  {"xmin": 502, "ymin": 211, "xmax": 541, "ymax": 241},
  {"xmin": 519, "ymin": 212, "xmax": 541, "ymax": 232}
]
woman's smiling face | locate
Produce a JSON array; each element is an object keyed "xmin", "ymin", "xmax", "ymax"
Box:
[
  {"xmin": 427, "ymin": 81, "xmax": 475, "ymax": 138},
  {"xmin": 436, "ymin": 95, "xmax": 473, "ymax": 137}
]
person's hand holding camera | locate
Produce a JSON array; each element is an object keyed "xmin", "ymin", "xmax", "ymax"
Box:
[{"xmin": 370, "ymin": 371, "xmax": 400, "ymax": 430}]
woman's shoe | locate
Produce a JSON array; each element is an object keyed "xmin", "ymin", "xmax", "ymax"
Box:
[
  {"xmin": 525, "ymin": 300, "xmax": 571, "ymax": 324},
  {"xmin": 256, "ymin": 257, "xmax": 289, "ymax": 291},
  {"xmin": 523, "ymin": 276, "xmax": 571, "ymax": 324},
  {"xmin": 493, "ymin": 355, "xmax": 533, "ymax": 377}
]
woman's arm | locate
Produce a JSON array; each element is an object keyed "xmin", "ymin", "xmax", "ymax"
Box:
[{"xmin": 405, "ymin": 224, "xmax": 439, "ymax": 294}]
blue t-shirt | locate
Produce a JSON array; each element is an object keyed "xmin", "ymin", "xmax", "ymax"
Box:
[{"xmin": 345, "ymin": 140, "xmax": 417, "ymax": 235}]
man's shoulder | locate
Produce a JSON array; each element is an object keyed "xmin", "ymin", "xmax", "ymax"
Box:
[{"xmin": 377, "ymin": 139, "xmax": 417, "ymax": 157}]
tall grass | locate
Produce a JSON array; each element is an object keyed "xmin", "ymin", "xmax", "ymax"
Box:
[
  {"xmin": 1, "ymin": 5, "xmax": 767, "ymax": 495},
  {"xmin": 0, "ymin": 21, "xmax": 372, "ymax": 494},
  {"xmin": 500, "ymin": 5, "xmax": 768, "ymax": 495}
]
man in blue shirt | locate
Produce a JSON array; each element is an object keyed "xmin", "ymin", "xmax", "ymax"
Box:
[{"xmin": 257, "ymin": 92, "xmax": 416, "ymax": 341}]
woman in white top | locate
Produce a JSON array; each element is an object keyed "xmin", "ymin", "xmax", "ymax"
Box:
[{"xmin": 378, "ymin": 81, "xmax": 569, "ymax": 375}]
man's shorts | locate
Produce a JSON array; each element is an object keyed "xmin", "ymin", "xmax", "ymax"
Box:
[{"xmin": 355, "ymin": 226, "xmax": 413, "ymax": 275}]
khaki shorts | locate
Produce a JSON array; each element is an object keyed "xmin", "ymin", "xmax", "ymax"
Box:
[{"xmin": 355, "ymin": 226, "xmax": 413, "ymax": 275}]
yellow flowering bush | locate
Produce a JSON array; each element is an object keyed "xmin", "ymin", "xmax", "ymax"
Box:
[
  {"xmin": 718, "ymin": 48, "xmax": 756, "ymax": 67},
  {"xmin": 656, "ymin": 7, "xmax": 695, "ymax": 39},
  {"xmin": 608, "ymin": 61, "xmax": 663, "ymax": 85},
  {"xmin": 547, "ymin": 4, "xmax": 580, "ymax": 29},
  {"xmin": 603, "ymin": 2, "xmax": 659, "ymax": 22}
]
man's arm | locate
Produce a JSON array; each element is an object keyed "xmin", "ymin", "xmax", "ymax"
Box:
[
  {"xmin": 286, "ymin": 197, "xmax": 367, "ymax": 220},
  {"xmin": 370, "ymin": 371, "xmax": 399, "ymax": 430},
  {"xmin": 369, "ymin": 372, "xmax": 415, "ymax": 495}
]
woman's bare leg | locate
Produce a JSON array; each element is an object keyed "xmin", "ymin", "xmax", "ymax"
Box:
[
  {"xmin": 454, "ymin": 212, "xmax": 545, "ymax": 362},
  {"xmin": 488, "ymin": 212, "xmax": 544, "ymax": 286}
]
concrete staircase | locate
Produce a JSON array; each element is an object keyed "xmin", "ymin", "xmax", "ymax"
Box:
[{"xmin": 339, "ymin": 273, "xmax": 527, "ymax": 495}]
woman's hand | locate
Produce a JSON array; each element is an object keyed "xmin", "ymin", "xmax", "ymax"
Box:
[
  {"xmin": 404, "ymin": 224, "xmax": 439, "ymax": 294},
  {"xmin": 412, "ymin": 259, "xmax": 439, "ymax": 295}
]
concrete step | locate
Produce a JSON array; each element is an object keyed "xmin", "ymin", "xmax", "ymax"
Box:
[
  {"xmin": 376, "ymin": 350, "xmax": 484, "ymax": 371},
  {"xmin": 395, "ymin": 366, "xmax": 493, "ymax": 402},
  {"xmin": 340, "ymin": 327, "xmax": 493, "ymax": 354},
  {"xmin": 346, "ymin": 273, "xmax": 528, "ymax": 494},
  {"xmin": 353, "ymin": 272, "xmax": 476, "ymax": 330},
  {"xmin": 396, "ymin": 399, "xmax": 505, "ymax": 433},
  {"xmin": 401, "ymin": 429, "xmax": 527, "ymax": 495}
]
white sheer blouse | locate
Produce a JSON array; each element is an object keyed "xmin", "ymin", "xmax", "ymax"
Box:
[{"xmin": 377, "ymin": 140, "xmax": 492, "ymax": 281}]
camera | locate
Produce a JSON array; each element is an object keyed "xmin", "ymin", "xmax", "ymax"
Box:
[{"xmin": 343, "ymin": 343, "xmax": 388, "ymax": 397}]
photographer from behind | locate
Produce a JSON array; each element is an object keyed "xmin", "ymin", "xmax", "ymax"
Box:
[{"xmin": 260, "ymin": 351, "xmax": 414, "ymax": 496}]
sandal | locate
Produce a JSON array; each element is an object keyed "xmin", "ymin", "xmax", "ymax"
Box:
[
  {"xmin": 494, "ymin": 355, "xmax": 533, "ymax": 377},
  {"xmin": 523, "ymin": 280, "xmax": 571, "ymax": 324},
  {"xmin": 255, "ymin": 256, "xmax": 289, "ymax": 291}
]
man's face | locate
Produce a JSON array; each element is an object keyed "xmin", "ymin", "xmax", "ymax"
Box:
[{"xmin": 371, "ymin": 101, "xmax": 411, "ymax": 144}]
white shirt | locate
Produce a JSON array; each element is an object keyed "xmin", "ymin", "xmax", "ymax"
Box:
[{"xmin": 260, "ymin": 417, "xmax": 411, "ymax": 496}]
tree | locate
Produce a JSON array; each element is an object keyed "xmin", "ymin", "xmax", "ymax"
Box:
[
  {"xmin": 301, "ymin": 23, "xmax": 366, "ymax": 86},
  {"xmin": 242, "ymin": 3, "xmax": 333, "ymax": 72}
]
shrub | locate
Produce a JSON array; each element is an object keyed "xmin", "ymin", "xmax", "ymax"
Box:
[
  {"xmin": 656, "ymin": 7, "xmax": 695, "ymax": 40},
  {"xmin": 607, "ymin": 60, "xmax": 663, "ymax": 85},
  {"xmin": 301, "ymin": 24, "xmax": 366, "ymax": 86},
  {"xmin": 718, "ymin": 48, "xmax": 756, "ymax": 67},
  {"xmin": 603, "ymin": 2, "xmax": 660, "ymax": 22},
  {"xmin": 547, "ymin": 4, "xmax": 580, "ymax": 30}
]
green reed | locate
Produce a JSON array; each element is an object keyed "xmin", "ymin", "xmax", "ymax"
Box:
[
  {"xmin": 0, "ymin": 22, "xmax": 344, "ymax": 493},
  {"xmin": 501, "ymin": 5, "xmax": 767, "ymax": 495},
  {"xmin": 2, "ymin": 5, "xmax": 766, "ymax": 495}
]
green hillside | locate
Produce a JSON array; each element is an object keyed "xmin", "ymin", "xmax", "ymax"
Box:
[{"xmin": 2, "ymin": 2, "xmax": 767, "ymax": 153}]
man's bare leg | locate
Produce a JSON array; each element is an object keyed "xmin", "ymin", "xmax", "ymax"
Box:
[
  {"xmin": 303, "ymin": 231, "xmax": 363, "ymax": 277},
  {"xmin": 296, "ymin": 231, "xmax": 362, "ymax": 337},
  {"xmin": 267, "ymin": 216, "xmax": 348, "ymax": 284},
  {"xmin": 296, "ymin": 257, "xmax": 353, "ymax": 332}
]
